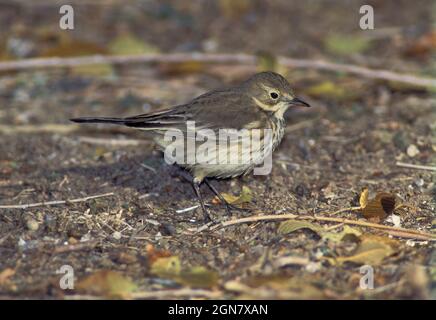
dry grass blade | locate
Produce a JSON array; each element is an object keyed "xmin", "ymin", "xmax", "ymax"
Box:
[{"xmin": 0, "ymin": 192, "xmax": 114, "ymax": 209}]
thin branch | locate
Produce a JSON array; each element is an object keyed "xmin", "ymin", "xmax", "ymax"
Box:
[
  {"xmin": 0, "ymin": 124, "xmax": 80, "ymax": 135},
  {"xmin": 53, "ymin": 241, "xmax": 98, "ymax": 254},
  {"xmin": 0, "ymin": 53, "xmax": 434, "ymax": 88},
  {"xmin": 207, "ymin": 213, "xmax": 435, "ymax": 241},
  {"xmin": 0, "ymin": 192, "xmax": 114, "ymax": 209},
  {"xmin": 130, "ymin": 288, "xmax": 222, "ymax": 299},
  {"xmin": 77, "ymin": 136, "xmax": 147, "ymax": 147},
  {"xmin": 396, "ymin": 162, "xmax": 436, "ymax": 172}
]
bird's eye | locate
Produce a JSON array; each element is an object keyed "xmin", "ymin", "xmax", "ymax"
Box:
[{"xmin": 270, "ymin": 91, "xmax": 279, "ymax": 100}]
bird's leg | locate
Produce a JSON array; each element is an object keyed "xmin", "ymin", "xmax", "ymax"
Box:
[
  {"xmin": 191, "ymin": 178, "xmax": 212, "ymax": 223},
  {"xmin": 204, "ymin": 178, "xmax": 248, "ymax": 214},
  {"xmin": 170, "ymin": 166, "xmax": 212, "ymax": 223},
  {"xmin": 204, "ymin": 178, "xmax": 231, "ymax": 216}
]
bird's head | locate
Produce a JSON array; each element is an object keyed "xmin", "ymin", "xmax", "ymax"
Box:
[{"xmin": 242, "ymin": 71, "xmax": 310, "ymax": 117}]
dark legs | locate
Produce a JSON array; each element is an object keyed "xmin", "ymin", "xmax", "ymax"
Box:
[
  {"xmin": 191, "ymin": 178, "xmax": 212, "ymax": 223},
  {"xmin": 172, "ymin": 166, "xmax": 242, "ymax": 222},
  {"xmin": 204, "ymin": 178, "xmax": 232, "ymax": 216}
]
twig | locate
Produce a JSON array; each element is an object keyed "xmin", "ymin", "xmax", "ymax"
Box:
[
  {"xmin": 396, "ymin": 162, "xmax": 436, "ymax": 172},
  {"xmin": 77, "ymin": 136, "xmax": 147, "ymax": 147},
  {"xmin": 53, "ymin": 241, "xmax": 98, "ymax": 254},
  {"xmin": 0, "ymin": 53, "xmax": 435, "ymax": 88},
  {"xmin": 329, "ymin": 206, "xmax": 362, "ymax": 215},
  {"xmin": 0, "ymin": 192, "xmax": 114, "ymax": 209},
  {"xmin": 130, "ymin": 288, "xmax": 222, "ymax": 299},
  {"xmin": 0, "ymin": 124, "xmax": 80, "ymax": 135},
  {"xmin": 207, "ymin": 213, "xmax": 435, "ymax": 241}
]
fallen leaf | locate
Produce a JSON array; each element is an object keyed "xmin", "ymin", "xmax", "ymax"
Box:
[
  {"xmin": 76, "ymin": 270, "xmax": 137, "ymax": 298},
  {"xmin": 109, "ymin": 34, "xmax": 160, "ymax": 55},
  {"xmin": 178, "ymin": 266, "xmax": 219, "ymax": 289},
  {"xmin": 219, "ymin": 0, "xmax": 252, "ymax": 18},
  {"xmin": 404, "ymin": 30, "xmax": 436, "ymax": 58},
  {"xmin": 336, "ymin": 235, "xmax": 398, "ymax": 265},
  {"xmin": 150, "ymin": 256, "xmax": 181, "ymax": 278},
  {"xmin": 0, "ymin": 268, "xmax": 15, "ymax": 285},
  {"xmin": 325, "ymin": 34, "xmax": 371, "ymax": 55},
  {"xmin": 278, "ymin": 219, "xmax": 322, "ymax": 235},
  {"xmin": 359, "ymin": 187, "xmax": 369, "ymax": 208},
  {"xmin": 362, "ymin": 192, "xmax": 396, "ymax": 221},
  {"xmin": 150, "ymin": 255, "xmax": 218, "ymax": 288},
  {"xmin": 279, "ymin": 220, "xmax": 362, "ymax": 243},
  {"xmin": 213, "ymin": 186, "xmax": 252, "ymax": 205},
  {"xmin": 321, "ymin": 225, "xmax": 362, "ymax": 243},
  {"xmin": 146, "ymin": 244, "xmax": 172, "ymax": 264},
  {"xmin": 240, "ymin": 275, "xmax": 326, "ymax": 299},
  {"xmin": 158, "ymin": 61, "xmax": 206, "ymax": 76}
]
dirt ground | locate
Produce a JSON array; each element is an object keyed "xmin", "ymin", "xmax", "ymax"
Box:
[{"xmin": 0, "ymin": 1, "xmax": 435, "ymax": 299}]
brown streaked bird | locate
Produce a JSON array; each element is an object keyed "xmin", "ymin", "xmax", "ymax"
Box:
[{"xmin": 71, "ymin": 71, "xmax": 310, "ymax": 221}]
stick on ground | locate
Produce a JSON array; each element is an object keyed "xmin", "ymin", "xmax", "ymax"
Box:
[
  {"xmin": 0, "ymin": 53, "xmax": 435, "ymax": 88},
  {"xmin": 0, "ymin": 192, "xmax": 114, "ymax": 209},
  {"xmin": 206, "ymin": 213, "xmax": 435, "ymax": 241}
]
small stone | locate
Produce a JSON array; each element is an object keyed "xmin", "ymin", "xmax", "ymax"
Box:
[
  {"xmin": 406, "ymin": 144, "xmax": 420, "ymax": 157},
  {"xmin": 18, "ymin": 238, "xmax": 26, "ymax": 248},
  {"xmin": 414, "ymin": 178, "xmax": 425, "ymax": 188},
  {"xmin": 305, "ymin": 262, "xmax": 322, "ymax": 273},
  {"xmin": 68, "ymin": 237, "xmax": 78, "ymax": 245},
  {"xmin": 26, "ymin": 217, "xmax": 39, "ymax": 231},
  {"xmin": 112, "ymin": 231, "xmax": 122, "ymax": 240}
]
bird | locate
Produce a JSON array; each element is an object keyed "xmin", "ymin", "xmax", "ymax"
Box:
[{"xmin": 71, "ymin": 71, "xmax": 310, "ymax": 222}]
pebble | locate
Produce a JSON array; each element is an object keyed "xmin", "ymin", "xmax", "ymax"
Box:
[
  {"xmin": 26, "ymin": 217, "xmax": 40, "ymax": 231},
  {"xmin": 414, "ymin": 178, "xmax": 424, "ymax": 188},
  {"xmin": 112, "ymin": 231, "xmax": 122, "ymax": 240},
  {"xmin": 406, "ymin": 144, "xmax": 420, "ymax": 157}
]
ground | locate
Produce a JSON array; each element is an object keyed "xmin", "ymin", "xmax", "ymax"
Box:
[{"xmin": 0, "ymin": 0, "xmax": 435, "ymax": 299}]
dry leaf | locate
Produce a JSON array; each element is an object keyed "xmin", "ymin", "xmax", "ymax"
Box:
[
  {"xmin": 178, "ymin": 266, "xmax": 219, "ymax": 289},
  {"xmin": 158, "ymin": 61, "xmax": 206, "ymax": 76},
  {"xmin": 279, "ymin": 220, "xmax": 361, "ymax": 243},
  {"xmin": 76, "ymin": 270, "xmax": 137, "ymax": 298},
  {"xmin": 359, "ymin": 187, "xmax": 369, "ymax": 208},
  {"xmin": 0, "ymin": 268, "xmax": 15, "ymax": 285},
  {"xmin": 240, "ymin": 275, "xmax": 326, "ymax": 299},
  {"xmin": 150, "ymin": 255, "xmax": 218, "ymax": 288},
  {"xmin": 325, "ymin": 34, "xmax": 371, "ymax": 55},
  {"xmin": 321, "ymin": 225, "xmax": 362, "ymax": 243},
  {"xmin": 362, "ymin": 192, "xmax": 396, "ymax": 220},
  {"xmin": 150, "ymin": 256, "xmax": 181, "ymax": 278},
  {"xmin": 212, "ymin": 186, "xmax": 252, "ymax": 205},
  {"xmin": 146, "ymin": 244, "xmax": 172, "ymax": 264},
  {"xmin": 278, "ymin": 219, "xmax": 322, "ymax": 235},
  {"xmin": 336, "ymin": 235, "xmax": 398, "ymax": 265},
  {"xmin": 108, "ymin": 34, "xmax": 160, "ymax": 55}
]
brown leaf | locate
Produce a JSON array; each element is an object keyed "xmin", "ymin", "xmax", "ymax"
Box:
[
  {"xmin": 362, "ymin": 192, "xmax": 396, "ymax": 220},
  {"xmin": 278, "ymin": 219, "xmax": 322, "ymax": 235},
  {"xmin": 212, "ymin": 186, "xmax": 252, "ymax": 205},
  {"xmin": 146, "ymin": 244, "xmax": 172, "ymax": 264},
  {"xmin": 178, "ymin": 266, "xmax": 219, "ymax": 289},
  {"xmin": 150, "ymin": 256, "xmax": 181, "ymax": 278},
  {"xmin": 0, "ymin": 268, "xmax": 15, "ymax": 285},
  {"xmin": 336, "ymin": 235, "xmax": 398, "ymax": 266},
  {"xmin": 359, "ymin": 187, "xmax": 369, "ymax": 208},
  {"xmin": 76, "ymin": 270, "xmax": 137, "ymax": 298}
]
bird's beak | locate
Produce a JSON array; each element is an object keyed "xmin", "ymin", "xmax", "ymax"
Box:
[{"xmin": 287, "ymin": 96, "xmax": 311, "ymax": 108}]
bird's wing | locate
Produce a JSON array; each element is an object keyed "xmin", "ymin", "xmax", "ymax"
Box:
[{"xmin": 122, "ymin": 89, "xmax": 268, "ymax": 133}]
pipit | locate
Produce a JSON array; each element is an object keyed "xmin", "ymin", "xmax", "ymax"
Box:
[{"xmin": 71, "ymin": 71, "xmax": 310, "ymax": 221}]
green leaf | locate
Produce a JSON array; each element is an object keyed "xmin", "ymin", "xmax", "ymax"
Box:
[
  {"xmin": 109, "ymin": 35, "xmax": 160, "ymax": 55},
  {"xmin": 325, "ymin": 34, "xmax": 371, "ymax": 55},
  {"xmin": 278, "ymin": 219, "xmax": 322, "ymax": 235}
]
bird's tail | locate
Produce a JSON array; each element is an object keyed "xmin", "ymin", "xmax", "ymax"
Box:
[{"xmin": 70, "ymin": 117, "xmax": 126, "ymax": 125}]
